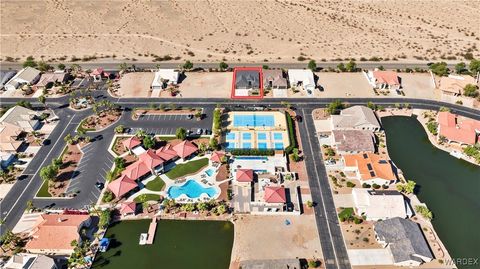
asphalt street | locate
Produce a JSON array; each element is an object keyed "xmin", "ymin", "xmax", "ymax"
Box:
[{"xmin": 1, "ymin": 90, "xmax": 479, "ymax": 269}]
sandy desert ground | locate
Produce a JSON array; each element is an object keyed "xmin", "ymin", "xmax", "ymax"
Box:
[{"xmin": 1, "ymin": 0, "xmax": 479, "ymax": 63}]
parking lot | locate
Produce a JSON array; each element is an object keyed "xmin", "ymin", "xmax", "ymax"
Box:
[{"xmin": 137, "ymin": 114, "xmax": 194, "ymax": 121}]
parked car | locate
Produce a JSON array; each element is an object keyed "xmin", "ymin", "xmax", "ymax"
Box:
[
  {"xmin": 295, "ymin": 115, "xmax": 303, "ymax": 122},
  {"xmin": 204, "ymin": 129, "xmax": 211, "ymax": 135},
  {"xmin": 196, "ymin": 128, "xmax": 203, "ymax": 135},
  {"xmin": 187, "ymin": 114, "xmax": 193, "ymax": 120},
  {"xmin": 95, "ymin": 182, "xmax": 104, "ymax": 190}
]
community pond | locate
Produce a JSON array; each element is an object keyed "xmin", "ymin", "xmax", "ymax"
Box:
[
  {"xmin": 382, "ymin": 116, "xmax": 480, "ymax": 268},
  {"xmin": 92, "ymin": 219, "xmax": 234, "ymax": 269}
]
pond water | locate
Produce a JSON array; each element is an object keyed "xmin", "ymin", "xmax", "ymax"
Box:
[
  {"xmin": 93, "ymin": 219, "xmax": 234, "ymax": 269},
  {"xmin": 382, "ymin": 116, "xmax": 480, "ymax": 268}
]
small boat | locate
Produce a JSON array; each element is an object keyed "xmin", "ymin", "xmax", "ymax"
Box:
[
  {"xmin": 449, "ymin": 151, "xmax": 462, "ymax": 159},
  {"xmin": 99, "ymin": 238, "xmax": 110, "ymax": 252},
  {"xmin": 139, "ymin": 233, "xmax": 148, "ymax": 245}
]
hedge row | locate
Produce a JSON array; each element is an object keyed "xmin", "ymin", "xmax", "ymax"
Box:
[
  {"xmin": 284, "ymin": 112, "xmax": 298, "ymax": 154},
  {"xmin": 229, "ymin": 148, "xmax": 275, "ymax": 156}
]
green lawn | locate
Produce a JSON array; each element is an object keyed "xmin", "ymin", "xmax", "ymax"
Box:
[
  {"xmin": 145, "ymin": 177, "xmax": 165, "ymax": 191},
  {"xmin": 37, "ymin": 180, "xmax": 52, "ymax": 197},
  {"xmin": 165, "ymin": 158, "xmax": 208, "ymax": 180},
  {"xmin": 134, "ymin": 193, "xmax": 161, "ymax": 202},
  {"xmin": 338, "ymin": 207, "xmax": 354, "ymax": 220},
  {"xmin": 156, "ymin": 136, "xmax": 176, "ymax": 141}
]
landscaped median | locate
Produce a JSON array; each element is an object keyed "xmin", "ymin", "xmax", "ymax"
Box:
[
  {"xmin": 165, "ymin": 158, "xmax": 209, "ymax": 180},
  {"xmin": 131, "ymin": 106, "xmax": 203, "ymax": 120},
  {"xmin": 77, "ymin": 101, "xmax": 122, "ymax": 133}
]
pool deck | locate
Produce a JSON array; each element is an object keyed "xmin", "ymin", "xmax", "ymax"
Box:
[{"xmin": 146, "ymin": 217, "xmax": 157, "ymax": 245}]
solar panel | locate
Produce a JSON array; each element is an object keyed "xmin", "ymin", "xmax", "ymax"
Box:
[
  {"xmin": 370, "ymin": 171, "xmax": 376, "ymax": 177},
  {"xmin": 363, "ymin": 153, "xmax": 368, "ymax": 159},
  {"xmin": 367, "ymin": 163, "xmax": 373, "ymax": 170}
]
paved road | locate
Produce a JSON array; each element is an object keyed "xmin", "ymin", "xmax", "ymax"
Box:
[
  {"xmin": 0, "ymin": 60, "xmax": 459, "ymax": 72},
  {"xmin": 1, "ymin": 91, "xmax": 479, "ymax": 269}
]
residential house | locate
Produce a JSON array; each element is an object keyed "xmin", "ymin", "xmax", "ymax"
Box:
[
  {"xmin": 263, "ymin": 69, "xmax": 287, "ymax": 97},
  {"xmin": 332, "ymin": 130, "xmax": 376, "ymax": 154},
  {"xmin": 0, "ymin": 105, "xmax": 41, "ymax": 132},
  {"xmin": 0, "ymin": 151, "xmax": 15, "ymax": 169},
  {"xmin": 331, "ymin": 105, "xmax": 381, "ymax": 131},
  {"xmin": 233, "ymin": 68, "xmax": 262, "ymax": 97},
  {"xmin": 70, "ymin": 76, "xmax": 92, "ymax": 90},
  {"xmin": 0, "ymin": 123, "xmax": 23, "ymax": 152},
  {"xmin": 138, "ymin": 149, "xmax": 165, "ymax": 173},
  {"xmin": 264, "ymin": 186, "xmax": 287, "ymax": 204},
  {"xmin": 151, "ymin": 69, "xmax": 179, "ymax": 90},
  {"xmin": 4, "ymin": 253, "xmax": 57, "ymax": 269},
  {"xmin": 25, "ymin": 213, "xmax": 91, "ymax": 255},
  {"xmin": 343, "ymin": 153, "xmax": 397, "ymax": 186},
  {"xmin": 352, "ymin": 189, "xmax": 412, "ymax": 221},
  {"xmin": 374, "ymin": 218, "xmax": 434, "ymax": 266},
  {"xmin": 0, "ymin": 70, "xmax": 17, "ymax": 90},
  {"xmin": 155, "ymin": 144, "xmax": 179, "ymax": 163},
  {"xmin": 437, "ymin": 111, "xmax": 480, "ymax": 145},
  {"xmin": 4, "ymin": 67, "xmax": 41, "ymax": 91},
  {"xmin": 107, "ymin": 174, "xmax": 138, "ymax": 198},
  {"xmin": 35, "ymin": 72, "xmax": 68, "ymax": 90},
  {"xmin": 172, "ymin": 140, "xmax": 198, "ymax": 160},
  {"xmin": 366, "ymin": 70, "xmax": 401, "ymax": 90},
  {"xmin": 287, "ymin": 69, "xmax": 315, "ymax": 95},
  {"xmin": 438, "ymin": 75, "xmax": 478, "ymax": 96}
]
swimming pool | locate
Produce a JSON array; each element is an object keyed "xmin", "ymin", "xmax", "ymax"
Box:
[
  {"xmin": 234, "ymin": 156, "xmax": 268, "ymax": 160},
  {"xmin": 205, "ymin": 169, "xmax": 214, "ymax": 177},
  {"xmin": 167, "ymin": 180, "xmax": 218, "ymax": 199},
  {"xmin": 233, "ymin": 114, "xmax": 275, "ymax": 127}
]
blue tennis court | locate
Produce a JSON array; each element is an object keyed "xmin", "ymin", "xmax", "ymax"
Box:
[
  {"xmin": 242, "ymin": 133, "xmax": 252, "ymax": 140},
  {"xmin": 257, "ymin": 142, "xmax": 267, "ymax": 149},
  {"xmin": 273, "ymin": 133, "xmax": 283, "ymax": 140},
  {"xmin": 226, "ymin": 132, "xmax": 236, "ymax": 140},
  {"xmin": 242, "ymin": 142, "xmax": 252, "ymax": 149},
  {"xmin": 257, "ymin": 132, "xmax": 267, "ymax": 140},
  {"xmin": 226, "ymin": 142, "xmax": 236, "ymax": 149},
  {"xmin": 274, "ymin": 142, "xmax": 284, "ymax": 150},
  {"xmin": 233, "ymin": 114, "xmax": 275, "ymax": 127}
]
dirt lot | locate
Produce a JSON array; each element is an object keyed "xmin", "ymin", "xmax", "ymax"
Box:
[
  {"xmin": 231, "ymin": 215, "xmax": 322, "ymax": 262},
  {"xmin": 178, "ymin": 72, "xmax": 231, "ymax": 98},
  {"xmin": 340, "ymin": 221, "xmax": 381, "ymax": 249},
  {"xmin": 317, "ymin": 72, "xmax": 373, "ymax": 98},
  {"xmin": 400, "ymin": 73, "xmax": 437, "ymax": 99},
  {"xmin": 117, "ymin": 72, "xmax": 154, "ymax": 97}
]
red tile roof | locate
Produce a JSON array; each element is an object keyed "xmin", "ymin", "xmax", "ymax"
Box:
[
  {"xmin": 119, "ymin": 201, "xmax": 136, "ymax": 215},
  {"xmin": 155, "ymin": 144, "xmax": 178, "ymax": 162},
  {"xmin": 264, "ymin": 186, "xmax": 286, "ymax": 203},
  {"xmin": 139, "ymin": 149, "xmax": 164, "ymax": 169},
  {"xmin": 123, "ymin": 136, "xmax": 142, "ymax": 150},
  {"xmin": 25, "ymin": 214, "xmax": 90, "ymax": 253},
  {"xmin": 91, "ymin": 68, "xmax": 104, "ymax": 76},
  {"xmin": 373, "ymin": 71, "xmax": 400, "ymax": 86},
  {"xmin": 173, "ymin": 140, "xmax": 198, "ymax": 158},
  {"xmin": 438, "ymin": 111, "xmax": 480, "ymax": 145},
  {"xmin": 210, "ymin": 151, "xmax": 225, "ymax": 163},
  {"xmin": 122, "ymin": 160, "xmax": 151, "ymax": 180},
  {"xmin": 108, "ymin": 174, "xmax": 138, "ymax": 197},
  {"xmin": 236, "ymin": 169, "xmax": 254, "ymax": 182},
  {"xmin": 343, "ymin": 153, "xmax": 396, "ymax": 181}
]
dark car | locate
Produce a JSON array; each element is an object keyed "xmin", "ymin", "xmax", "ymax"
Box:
[
  {"xmin": 295, "ymin": 115, "xmax": 303, "ymax": 122},
  {"xmin": 187, "ymin": 114, "xmax": 194, "ymax": 120},
  {"xmin": 95, "ymin": 182, "xmax": 104, "ymax": 190}
]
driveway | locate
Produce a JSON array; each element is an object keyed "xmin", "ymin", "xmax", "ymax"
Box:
[
  {"xmin": 232, "ymin": 185, "xmax": 251, "ymax": 213},
  {"xmin": 347, "ymin": 249, "xmax": 393, "ymax": 265}
]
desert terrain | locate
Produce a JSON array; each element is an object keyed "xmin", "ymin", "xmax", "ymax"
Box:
[{"xmin": 1, "ymin": 0, "xmax": 479, "ymax": 63}]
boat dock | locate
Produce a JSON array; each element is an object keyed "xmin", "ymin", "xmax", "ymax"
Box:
[{"xmin": 145, "ymin": 217, "xmax": 157, "ymax": 244}]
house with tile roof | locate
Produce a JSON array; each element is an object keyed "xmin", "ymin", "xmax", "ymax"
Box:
[
  {"xmin": 437, "ymin": 111, "xmax": 480, "ymax": 145},
  {"xmin": 332, "ymin": 129, "xmax": 376, "ymax": 154},
  {"xmin": 119, "ymin": 201, "xmax": 137, "ymax": 216},
  {"xmin": 4, "ymin": 67, "xmax": 41, "ymax": 91},
  {"xmin": 0, "ymin": 105, "xmax": 41, "ymax": 132},
  {"xmin": 25, "ymin": 213, "xmax": 91, "ymax": 255},
  {"xmin": 107, "ymin": 174, "xmax": 138, "ymax": 198},
  {"xmin": 34, "ymin": 72, "xmax": 68, "ymax": 89},
  {"xmin": 331, "ymin": 105, "xmax": 381, "ymax": 131},
  {"xmin": 343, "ymin": 153, "xmax": 397, "ymax": 186},
  {"xmin": 437, "ymin": 75, "xmax": 478, "ymax": 96},
  {"xmin": 366, "ymin": 70, "xmax": 401, "ymax": 90},
  {"xmin": 352, "ymin": 189, "xmax": 412, "ymax": 221},
  {"xmin": 123, "ymin": 136, "xmax": 142, "ymax": 152},
  {"xmin": 0, "ymin": 122, "xmax": 24, "ymax": 152},
  {"xmin": 155, "ymin": 144, "xmax": 179, "ymax": 162},
  {"xmin": 173, "ymin": 140, "xmax": 198, "ymax": 160},
  {"xmin": 374, "ymin": 218, "xmax": 434, "ymax": 266},
  {"xmin": 263, "ymin": 69, "xmax": 288, "ymax": 97}
]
